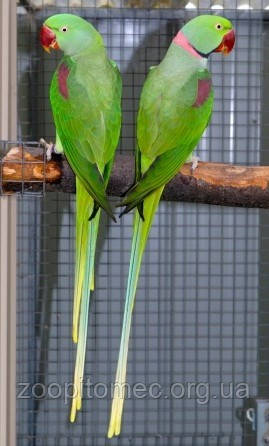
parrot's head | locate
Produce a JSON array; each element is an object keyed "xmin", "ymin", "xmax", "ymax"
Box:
[
  {"xmin": 40, "ymin": 13, "xmax": 103, "ymax": 56},
  {"xmin": 180, "ymin": 15, "xmax": 235, "ymax": 57}
]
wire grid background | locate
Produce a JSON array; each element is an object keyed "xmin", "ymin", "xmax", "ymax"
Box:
[{"xmin": 16, "ymin": 3, "xmax": 265, "ymax": 445}]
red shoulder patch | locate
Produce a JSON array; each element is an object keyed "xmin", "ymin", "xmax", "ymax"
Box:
[
  {"xmin": 193, "ymin": 79, "xmax": 212, "ymax": 108},
  {"xmin": 58, "ymin": 63, "xmax": 69, "ymax": 100}
]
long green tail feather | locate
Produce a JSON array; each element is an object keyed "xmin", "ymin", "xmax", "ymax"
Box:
[
  {"xmin": 107, "ymin": 185, "xmax": 164, "ymax": 438},
  {"xmin": 70, "ymin": 179, "xmax": 101, "ymax": 422},
  {"xmin": 73, "ymin": 179, "xmax": 92, "ymax": 344}
]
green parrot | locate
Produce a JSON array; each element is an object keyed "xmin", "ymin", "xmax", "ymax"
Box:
[
  {"xmin": 108, "ymin": 15, "xmax": 235, "ymax": 438},
  {"xmin": 40, "ymin": 13, "xmax": 121, "ymax": 422}
]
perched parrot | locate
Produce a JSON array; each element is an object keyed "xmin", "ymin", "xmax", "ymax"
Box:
[
  {"xmin": 108, "ymin": 15, "xmax": 235, "ymax": 438},
  {"xmin": 40, "ymin": 14, "xmax": 121, "ymax": 422}
]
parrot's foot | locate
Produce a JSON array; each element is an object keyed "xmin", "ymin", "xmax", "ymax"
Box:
[
  {"xmin": 39, "ymin": 138, "xmax": 55, "ymax": 161},
  {"xmin": 190, "ymin": 155, "xmax": 200, "ymax": 173}
]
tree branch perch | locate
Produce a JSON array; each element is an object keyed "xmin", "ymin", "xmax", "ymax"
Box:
[{"xmin": 1, "ymin": 146, "xmax": 269, "ymax": 209}]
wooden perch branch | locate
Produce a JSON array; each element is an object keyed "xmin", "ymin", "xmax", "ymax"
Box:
[{"xmin": 1, "ymin": 146, "xmax": 269, "ymax": 209}]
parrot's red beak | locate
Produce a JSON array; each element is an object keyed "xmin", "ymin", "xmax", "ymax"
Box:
[
  {"xmin": 214, "ymin": 29, "xmax": 235, "ymax": 55},
  {"xmin": 40, "ymin": 25, "xmax": 59, "ymax": 53}
]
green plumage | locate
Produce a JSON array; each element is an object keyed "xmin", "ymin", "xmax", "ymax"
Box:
[
  {"xmin": 123, "ymin": 43, "xmax": 213, "ymax": 210},
  {"xmin": 45, "ymin": 13, "xmax": 121, "ymax": 422},
  {"xmin": 50, "ymin": 43, "xmax": 121, "ymax": 217},
  {"xmin": 108, "ymin": 14, "xmax": 234, "ymax": 437}
]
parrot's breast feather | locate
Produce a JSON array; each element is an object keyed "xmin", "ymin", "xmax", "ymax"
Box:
[{"xmin": 58, "ymin": 62, "xmax": 70, "ymax": 100}]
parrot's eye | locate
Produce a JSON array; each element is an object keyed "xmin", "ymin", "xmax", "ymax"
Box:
[
  {"xmin": 215, "ymin": 23, "xmax": 223, "ymax": 30},
  {"xmin": 60, "ymin": 26, "xmax": 68, "ymax": 32}
]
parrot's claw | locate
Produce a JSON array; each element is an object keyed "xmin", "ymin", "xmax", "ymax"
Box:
[
  {"xmin": 39, "ymin": 138, "xmax": 55, "ymax": 161},
  {"xmin": 190, "ymin": 155, "xmax": 200, "ymax": 173}
]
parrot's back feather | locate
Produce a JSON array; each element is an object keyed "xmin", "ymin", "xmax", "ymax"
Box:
[
  {"xmin": 63, "ymin": 138, "xmax": 116, "ymax": 221},
  {"xmin": 50, "ymin": 54, "xmax": 121, "ymax": 171},
  {"xmin": 50, "ymin": 51, "xmax": 121, "ymax": 221},
  {"xmin": 120, "ymin": 141, "xmax": 200, "ymax": 215}
]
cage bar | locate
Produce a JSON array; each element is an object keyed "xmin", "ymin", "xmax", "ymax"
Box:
[{"xmin": 0, "ymin": 1, "xmax": 17, "ymax": 446}]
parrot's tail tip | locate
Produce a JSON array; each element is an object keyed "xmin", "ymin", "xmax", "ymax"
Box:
[
  {"xmin": 107, "ymin": 213, "xmax": 117, "ymax": 223},
  {"xmin": 107, "ymin": 429, "xmax": 118, "ymax": 439},
  {"xmin": 70, "ymin": 413, "xmax": 76, "ymax": 423},
  {"xmin": 107, "ymin": 422, "xmax": 114, "ymax": 438},
  {"xmin": 72, "ymin": 333, "xmax": 78, "ymax": 344},
  {"xmin": 107, "ymin": 417, "xmax": 122, "ymax": 438},
  {"xmin": 119, "ymin": 208, "xmax": 127, "ymax": 218},
  {"xmin": 70, "ymin": 399, "xmax": 80, "ymax": 423}
]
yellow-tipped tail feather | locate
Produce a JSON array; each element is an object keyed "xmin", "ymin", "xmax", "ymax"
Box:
[
  {"xmin": 108, "ymin": 186, "xmax": 164, "ymax": 438},
  {"xmin": 73, "ymin": 179, "xmax": 91, "ymax": 344},
  {"xmin": 70, "ymin": 178, "xmax": 101, "ymax": 422}
]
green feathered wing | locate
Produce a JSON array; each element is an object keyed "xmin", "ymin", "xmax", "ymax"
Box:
[
  {"xmin": 50, "ymin": 51, "xmax": 121, "ymax": 422},
  {"xmin": 108, "ymin": 43, "xmax": 213, "ymax": 437}
]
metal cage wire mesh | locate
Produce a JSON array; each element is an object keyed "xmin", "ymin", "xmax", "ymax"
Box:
[
  {"xmin": 15, "ymin": 2, "xmax": 268, "ymax": 445},
  {"xmin": 0, "ymin": 140, "xmax": 48, "ymax": 196}
]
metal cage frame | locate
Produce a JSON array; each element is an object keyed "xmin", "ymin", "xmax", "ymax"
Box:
[{"xmin": 0, "ymin": 1, "xmax": 17, "ymax": 445}]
